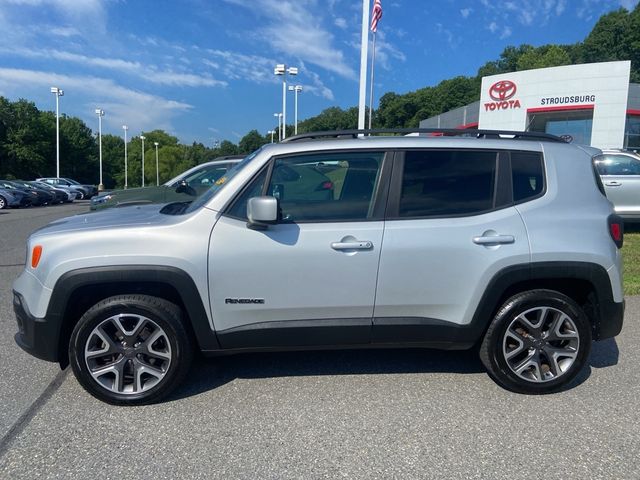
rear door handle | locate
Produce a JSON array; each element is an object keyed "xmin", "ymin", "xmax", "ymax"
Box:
[
  {"xmin": 331, "ymin": 240, "xmax": 373, "ymax": 251},
  {"xmin": 605, "ymin": 181, "xmax": 622, "ymax": 187},
  {"xmin": 472, "ymin": 235, "xmax": 515, "ymax": 245}
]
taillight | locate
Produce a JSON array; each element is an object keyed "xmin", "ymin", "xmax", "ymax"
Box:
[{"xmin": 608, "ymin": 215, "xmax": 624, "ymax": 248}]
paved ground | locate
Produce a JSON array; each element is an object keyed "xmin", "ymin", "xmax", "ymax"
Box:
[{"xmin": 0, "ymin": 203, "xmax": 638, "ymax": 479}]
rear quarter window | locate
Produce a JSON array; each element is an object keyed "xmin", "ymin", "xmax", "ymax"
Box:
[{"xmin": 511, "ymin": 151, "xmax": 545, "ymax": 203}]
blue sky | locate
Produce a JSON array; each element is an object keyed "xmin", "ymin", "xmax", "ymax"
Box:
[{"xmin": 0, "ymin": 0, "xmax": 638, "ymax": 145}]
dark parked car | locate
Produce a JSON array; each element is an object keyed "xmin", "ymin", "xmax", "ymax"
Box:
[
  {"xmin": 91, "ymin": 156, "xmax": 244, "ymax": 210},
  {"xmin": 0, "ymin": 180, "xmax": 45, "ymax": 206},
  {"xmin": 0, "ymin": 187, "xmax": 31, "ymax": 209},
  {"xmin": 11, "ymin": 181, "xmax": 56, "ymax": 206},
  {"xmin": 32, "ymin": 181, "xmax": 78, "ymax": 203},
  {"xmin": 27, "ymin": 182, "xmax": 67, "ymax": 204}
]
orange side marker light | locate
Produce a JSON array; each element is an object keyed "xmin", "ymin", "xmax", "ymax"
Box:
[{"xmin": 31, "ymin": 245, "xmax": 43, "ymax": 268}]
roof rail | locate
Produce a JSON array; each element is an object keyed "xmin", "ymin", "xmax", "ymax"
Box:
[{"xmin": 282, "ymin": 128, "xmax": 566, "ymax": 143}]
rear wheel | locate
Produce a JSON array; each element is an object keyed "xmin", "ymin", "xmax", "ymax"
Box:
[
  {"xmin": 69, "ymin": 295, "xmax": 193, "ymax": 405},
  {"xmin": 0, "ymin": 195, "xmax": 6, "ymax": 209},
  {"xmin": 480, "ymin": 289, "xmax": 591, "ymax": 394}
]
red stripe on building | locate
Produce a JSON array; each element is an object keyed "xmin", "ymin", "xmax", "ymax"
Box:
[
  {"xmin": 527, "ymin": 104, "xmax": 595, "ymax": 113},
  {"xmin": 627, "ymin": 109, "xmax": 640, "ymax": 116}
]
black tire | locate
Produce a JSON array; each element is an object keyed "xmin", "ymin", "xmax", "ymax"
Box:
[
  {"xmin": 0, "ymin": 195, "xmax": 6, "ymax": 210},
  {"xmin": 479, "ymin": 289, "xmax": 591, "ymax": 394},
  {"xmin": 69, "ymin": 294, "xmax": 193, "ymax": 405}
]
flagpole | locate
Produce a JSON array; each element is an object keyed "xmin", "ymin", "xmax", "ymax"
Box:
[
  {"xmin": 358, "ymin": 0, "xmax": 371, "ymax": 131},
  {"xmin": 368, "ymin": 31, "xmax": 377, "ymax": 130}
]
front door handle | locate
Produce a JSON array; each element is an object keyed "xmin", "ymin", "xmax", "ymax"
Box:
[
  {"xmin": 472, "ymin": 234, "xmax": 515, "ymax": 245},
  {"xmin": 605, "ymin": 181, "xmax": 622, "ymax": 187},
  {"xmin": 331, "ymin": 240, "xmax": 373, "ymax": 251}
]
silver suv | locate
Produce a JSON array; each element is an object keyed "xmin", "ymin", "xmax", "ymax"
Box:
[
  {"xmin": 13, "ymin": 129, "xmax": 625, "ymax": 405},
  {"xmin": 593, "ymin": 149, "xmax": 640, "ymax": 221}
]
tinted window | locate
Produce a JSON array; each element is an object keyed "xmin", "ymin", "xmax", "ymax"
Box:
[
  {"xmin": 399, "ymin": 150, "xmax": 497, "ymax": 217},
  {"xmin": 267, "ymin": 152, "xmax": 384, "ymax": 222},
  {"xmin": 226, "ymin": 152, "xmax": 385, "ymax": 222},
  {"xmin": 594, "ymin": 154, "xmax": 640, "ymax": 175},
  {"xmin": 511, "ymin": 151, "xmax": 544, "ymax": 202}
]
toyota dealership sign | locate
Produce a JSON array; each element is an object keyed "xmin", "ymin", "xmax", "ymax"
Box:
[
  {"xmin": 479, "ymin": 61, "xmax": 631, "ymax": 149},
  {"xmin": 485, "ymin": 80, "xmax": 521, "ymax": 111}
]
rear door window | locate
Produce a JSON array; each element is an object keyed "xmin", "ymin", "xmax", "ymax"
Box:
[{"xmin": 398, "ymin": 150, "xmax": 497, "ymax": 217}]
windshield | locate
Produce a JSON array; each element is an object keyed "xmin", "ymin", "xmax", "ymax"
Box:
[
  {"xmin": 65, "ymin": 178, "xmax": 81, "ymax": 185},
  {"xmin": 183, "ymin": 149, "xmax": 262, "ymax": 214}
]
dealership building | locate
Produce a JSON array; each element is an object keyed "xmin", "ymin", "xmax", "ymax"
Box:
[{"xmin": 419, "ymin": 61, "xmax": 640, "ymax": 149}]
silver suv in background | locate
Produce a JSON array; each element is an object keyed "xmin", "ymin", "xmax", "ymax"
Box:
[
  {"xmin": 594, "ymin": 149, "xmax": 640, "ymax": 221},
  {"xmin": 12, "ymin": 129, "xmax": 625, "ymax": 405}
]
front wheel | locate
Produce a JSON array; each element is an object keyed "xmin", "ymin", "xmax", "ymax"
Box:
[
  {"xmin": 69, "ymin": 295, "xmax": 193, "ymax": 405},
  {"xmin": 480, "ymin": 289, "xmax": 591, "ymax": 394},
  {"xmin": 0, "ymin": 195, "xmax": 6, "ymax": 209}
]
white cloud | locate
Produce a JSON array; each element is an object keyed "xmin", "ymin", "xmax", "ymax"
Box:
[
  {"xmin": 461, "ymin": 8, "xmax": 472, "ymax": 18},
  {"xmin": 49, "ymin": 26, "xmax": 80, "ymax": 37},
  {"xmin": 223, "ymin": 0, "xmax": 356, "ymax": 79},
  {"xmin": 0, "ymin": 46, "xmax": 227, "ymax": 88},
  {"xmin": 0, "ymin": 68, "xmax": 193, "ymax": 132},
  {"xmin": 334, "ymin": 17, "xmax": 347, "ymax": 29},
  {"xmin": 479, "ymin": 0, "xmax": 572, "ymax": 26},
  {"xmin": 488, "ymin": 22, "xmax": 499, "ymax": 33},
  {"xmin": 0, "ymin": 0, "xmax": 107, "ymax": 33}
]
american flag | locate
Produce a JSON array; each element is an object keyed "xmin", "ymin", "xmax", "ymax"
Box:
[{"xmin": 370, "ymin": 0, "xmax": 383, "ymax": 33}]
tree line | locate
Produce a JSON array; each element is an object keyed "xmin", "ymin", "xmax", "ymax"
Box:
[{"xmin": 1, "ymin": 6, "xmax": 639, "ymax": 188}]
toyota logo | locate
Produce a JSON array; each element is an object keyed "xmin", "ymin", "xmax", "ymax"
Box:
[{"xmin": 489, "ymin": 80, "xmax": 517, "ymax": 101}]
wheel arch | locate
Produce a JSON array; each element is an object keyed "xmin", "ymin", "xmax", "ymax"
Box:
[
  {"xmin": 48, "ymin": 266, "xmax": 219, "ymax": 367},
  {"xmin": 470, "ymin": 261, "xmax": 622, "ymax": 345}
]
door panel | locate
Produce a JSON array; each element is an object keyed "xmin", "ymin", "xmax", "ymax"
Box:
[
  {"xmin": 602, "ymin": 175, "xmax": 640, "ymax": 215},
  {"xmin": 374, "ymin": 208, "xmax": 529, "ymax": 330},
  {"xmin": 208, "ymin": 150, "xmax": 390, "ymax": 349},
  {"xmin": 208, "ymin": 217, "xmax": 383, "ymax": 347}
]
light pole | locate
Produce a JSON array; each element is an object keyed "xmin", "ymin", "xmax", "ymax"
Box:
[
  {"xmin": 273, "ymin": 113, "xmax": 282, "ymax": 141},
  {"xmin": 50, "ymin": 87, "xmax": 63, "ymax": 178},
  {"xmin": 122, "ymin": 125, "xmax": 129, "ymax": 189},
  {"xmin": 140, "ymin": 135, "xmax": 146, "ymax": 187},
  {"xmin": 288, "ymin": 85, "xmax": 303, "ymax": 135},
  {"xmin": 268, "ymin": 130, "xmax": 275, "ymax": 143},
  {"xmin": 154, "ymin": 142, "xmax": 160, "ymax": 186},
  {"xmin": 274, "ymin": 64, "xmax": 298, "ymax": 140},
  {"xmin": 95, "ymin": 108, "xmax": 104, "ymax": 190}
]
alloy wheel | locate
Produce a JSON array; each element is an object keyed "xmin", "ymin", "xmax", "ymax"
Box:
[
  {"xmin": 502, "ymin": 306, "xmax": 580, "ymax": 383},
  {"xmin": 84, "ymin": 313, "xmax": 172, "ymax": 394}
]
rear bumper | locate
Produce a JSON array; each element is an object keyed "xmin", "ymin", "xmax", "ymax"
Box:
[{"xmin": 13, "ymin": 291, "xmax": 59, "ymax": 362}]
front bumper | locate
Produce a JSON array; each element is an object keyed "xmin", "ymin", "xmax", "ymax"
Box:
[{"xmin": 13, "ymin": 291, "xmax": 59, "ymax": 362}]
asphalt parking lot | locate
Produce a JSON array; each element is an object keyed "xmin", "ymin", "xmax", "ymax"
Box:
[{"xmin": 0, "ymin": 203, "xmax": 638, "ymax": 479}]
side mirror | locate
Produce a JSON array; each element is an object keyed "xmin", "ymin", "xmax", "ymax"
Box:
[{"xmin": 247, "ymin": 196, "xmax": 278, "ymax": 230}]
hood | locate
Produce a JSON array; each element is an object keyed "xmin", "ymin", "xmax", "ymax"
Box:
[{"xmin": 31, "ymin": 203, "xmax": 172, "ymax": 237}]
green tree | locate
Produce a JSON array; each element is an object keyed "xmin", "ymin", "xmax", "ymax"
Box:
[{"xmin": 239, "ymin": 129, "xmax": 268, "ymax": 153}]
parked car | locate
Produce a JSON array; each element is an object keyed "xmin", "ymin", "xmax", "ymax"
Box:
[
  {"xmin": 31, "ymin": 181, "xmax": 77, "ymax": 203},
  {"xmin": 90, "ymin": 156, "xmax": 244, "ymax": 211},
  {"xmin": 593, "ymin": 149, "xmax": 640, "ymax": 222},
  {"xmin": 37, "ymin": 177, "xmax": 97, "ymax": 199},
  {"xmin": 26, "ymin": 181, "xmax": 67, "ymax": 204},
  {"xmin": 0, "ymin": 187, "xmax": 31, "ymax": 209},
  {"xmin": 0, "ymin": 180, "xmax": 47, "ymax": 206},
  {"xmin": 11, "ymin": 180, "xmax": 56, "ymax": 205},
  {"xmin": 13, "ymin": 129, "xmax": 624, "ymax": 405}
]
